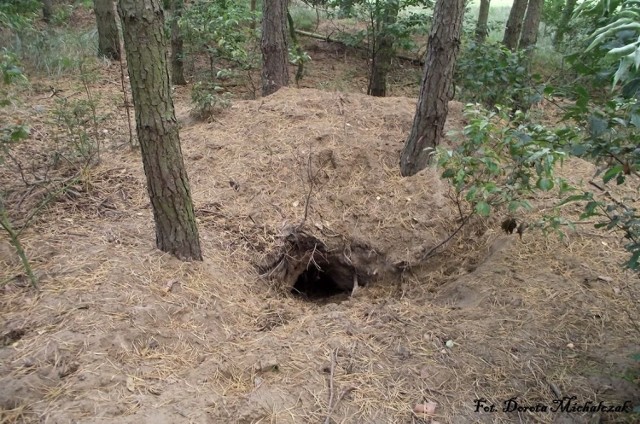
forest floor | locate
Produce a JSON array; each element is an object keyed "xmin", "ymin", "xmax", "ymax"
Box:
[{"xmin": 1, "ymin": 22, "xmax": 640, "ymax": 424}]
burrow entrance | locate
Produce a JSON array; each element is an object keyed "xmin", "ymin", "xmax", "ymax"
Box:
[
  {"xmin": 291, "ymin": 253, "xmax": 356, "ymax": 299},
  {"xmin": 258, "ymin": 229, "xmax": 388, "ymax": 301}
]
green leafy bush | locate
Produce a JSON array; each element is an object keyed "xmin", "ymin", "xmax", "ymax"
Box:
[
  {"xmin": 455, "ymin": 41, "xmax": 542, "ymax": 111},
  {"xmin": 438, "ymin": 105, "xmax": 569, "ymax": 220},
  {"xmin": 0, "ymin": 49, "xmax": 29, "ymax": 155},
  {"xmin": 191, "ymin": 81, "xmax": 231, "ymax": 119},
  {"xmin": 181, "ymin": 0, "xmax": 256, "ymax": 71},
  {"xmin": 557, "ymin": 88, "xmax": 640, "ymax": 269}
]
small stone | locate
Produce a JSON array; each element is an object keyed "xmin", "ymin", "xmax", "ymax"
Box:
[
  {"xmin": 567, "ymin": 343, "xmax": 575, "ymax": 349},
  {"xmin": 254, "ymin": 356, "xmax": 279, "ymax": 373}
]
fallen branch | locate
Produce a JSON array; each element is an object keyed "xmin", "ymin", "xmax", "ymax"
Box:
[
  {"xmin": 0, "ymin": 201, "xmax": 37, "ymax": 289},
  {"xmin": 421, "ymin": 214, "xmax": 471, "ymax": 261},
  {"xmin": 294, "ymin": 29, "xmax": 424, "ymax": 65},
  {"xmin": 323, "ymin": 348, "xmax": 338, "ymax": 424}
]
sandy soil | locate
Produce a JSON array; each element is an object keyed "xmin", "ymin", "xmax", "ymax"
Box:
[{"xmin": 1, "ymin": 27, "xmax": 639, "ymax": 424}]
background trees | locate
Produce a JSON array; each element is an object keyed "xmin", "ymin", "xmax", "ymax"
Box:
[
  {"xmin": 475, "ymin": 0, "xmax": 491, "ymax": 43},
  {"xmin": 367, "ymin": 0, "xmax": 400, "ymax": 97},
  {"xmin": 518, "ymin": 0, "xmax": 543, "ymax": 51},
  {"xmin": 502, "ymin": 0, "xmax": 528, "ymax": 50},
  {"xmin": 261, "ymin": 0, "xmax": 289, "ymax": 96},
  {"xmin": 170, "ymin": 0, "xmax": 187, "ymax": 85},
  {"xmin": 94, "ymin": 0, "xmax": 121, "ymax": 60}
]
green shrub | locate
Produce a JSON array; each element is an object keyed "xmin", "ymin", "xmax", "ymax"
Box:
[
  {"xmin": 455, "ymin": 41, "xmax": 542, "ymax": 111},
  {"xmin": 191, "ymin": 81, "xmax": 231, "ymax": 119}
]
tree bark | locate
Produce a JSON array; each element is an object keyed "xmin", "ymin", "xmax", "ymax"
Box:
[
  {"xmin": 250, "ymin": 0, "xmax": 257, "ymax": 31},
  {"xmin": 399, "ymin": 0, "xmax": 465, "ymax": 177},
  {"xmin": 368, "ymin": 2, "xmax": 399, "ymax": 97},
  {"xmin": 42, "ymin": 0, "xmax": 53, "ymax": 23},
  {"xmin": 553, "ymin": 0, "xmax": 577, "ymax": 46},
  {"xmin": 170, "ymin": 0, "xmax": 186, "ymax": 85},
  {"xmin": 261, "ymin": 0, "xmax": 289, "ymax": 96},
  {"xmin": 502, "ymin": 0, "xmax": 528, "ymax": 51},
  {"xmin": 118, "ymin": 0, "xmax": 203, "ymax": 261},
  {"xmin": 519, "ymin": 0, "xmax": 544, "ymax": 50},
  {"xmin": 95, "ymin": 0, "xmax": 122, "ymax": 60},
  {"xmin": 475, "ymin": 0, "xmax": 491, "ymax": 43}
]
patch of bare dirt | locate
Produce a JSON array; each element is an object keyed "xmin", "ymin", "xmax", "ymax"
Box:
[{"xmin": 1, "ymin": 63, "xmax": 639, "ymax": 424}]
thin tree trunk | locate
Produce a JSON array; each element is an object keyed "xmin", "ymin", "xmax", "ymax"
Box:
[
  {"xmin": 261, "ymin": 0, "xmax": 289, "ymax": 96},
  {"xmin": 502, "ymin": 0, "xmax": 528, "ymax": 51},
  {"xmin": 118, "ymin": 0, "xmax": 203, "ymax": 261},
  {"xmin": 368, "ymin": 2, "xmax": 399, "ymax": 97},
  {"xmin": 553, "ymin": 0, "xmax": 577, "ymax": 46},
  {"xmin": 287, "ymin": 9, "xmax": 305, "ymax": 86},
  {"xmin": 475, "ymin": 0, "xmax": 491, "ymax": 43},
  {"xmin": 95, "ymin": 0, "xmax": 121, "ymax": 60},
  {"xmin": 250, "ymin": 0, "xmax": 257, "ymax": 31},
  {"xmin": 42, "ymin": 0, "xmax": 52, "ymax": 23},
  {"xmin": 170, "ymin": 0, "xmax": 186, "ymax": 85},
  {"xmin": 519, "ymin": 0, "xmax": 544, "ymax": 50},
  {"xmin": 400, "ymin": 0, "xmax": 465, "ymax": 177}
]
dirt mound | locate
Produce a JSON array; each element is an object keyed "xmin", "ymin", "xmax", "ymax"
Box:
[
  {"xmin": 176, "ymin": 88, "xmax": 473, "ymax": 296},
  {"xmin": 1, "ymin": 83, "xmax": 639, "ymax": 424}
]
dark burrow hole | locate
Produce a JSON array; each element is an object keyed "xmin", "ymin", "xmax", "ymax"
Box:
[{"xmin": 291, "ymin": 256, "xmax": 359, "ymax": 300}]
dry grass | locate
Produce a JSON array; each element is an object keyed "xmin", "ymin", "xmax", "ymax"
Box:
[{"xmin": 0, "ymin": 61, "xmax": 639, "ymax": 424}]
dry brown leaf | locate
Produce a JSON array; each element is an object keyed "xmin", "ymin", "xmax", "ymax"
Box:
[
  {"xmin": 126, "ymin": 376, "xmax": 135, "ymax": 392},
  {"xmin": 163, "ymin": 279, "xmax": 178, "ymax": 294},
  {"xmin": 413, "ymin": 402, "xmax": 438, "ymax": 415},
  {"xmin": 413, "ymin": 401, "xmax": 437, "ymax": 415}
]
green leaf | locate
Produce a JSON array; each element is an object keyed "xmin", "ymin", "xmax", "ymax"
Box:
[
  {"xmin": 441, "ymin": 169, "xmax": 455, "ymax": 178},
  {"xmin": 475, "ymin": 201, "xmax": 491, "ymax": 217},
  {"xmin": 465, "ymin": 186, "xmax": 478, "ymax": 201},
  {"xmin": 603, "ymin": 164, "xmax": 623, "ymax": 183},
  {"xmin": 628, "ymin": 250, "xmax": 640, "ymax": 269},
  {"xmin": 582, "ymin": 200, "xmax": 601, "ymax": 218},
  {"xmin": 558, "ymin": 193, "xmax": 591, "ymax": 206},
  {"xmin": 589, "ymin": 115, "xmax": 609, "ymax": 137},
  {"xmin": 537, "ymin": 177, "xmax": 554, "ymax": 191}
]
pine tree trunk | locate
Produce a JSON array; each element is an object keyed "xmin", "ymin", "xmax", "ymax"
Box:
[
  {"xmin": 475, "ymin": 0, "xmax": 491, "ymax": 43},
  {"xmin": 95, "ymin": 0, "xmax": 121, "ymax": 60},
  {"xmin": 42, "ymin": 0, "xmax": 53, "ymax": 23},
  {"xmin": 400, "ymin": 0, "xmax": 465, "ymax": 177},
  {"xmin": 118, "ymin": 0, "xmax": 203, "ymax": 261},
  {"xmin": 368, "ymin": 2, "xmax": 399, "ymax": 97},
  {"xmin": 502, "ymin": 0, "xmax": 528, "ymax": 51},
  {"xmin": 170, "ymin": 0, "xmax": 186, "ymax": 85},
  {"xmin": 553, "ymin": 0, "xmax": 577, "ymax": 46},
  {"xmin": 250, "ymin": 0, "xmax": 257, "ymax": 31},
  {"xmin": 261, "ymin": 0, "xmax": 289, "ymax": 96},
  {"xmin": 519, "ymin": 0, "xmax": 544, "ymax": 50}
]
